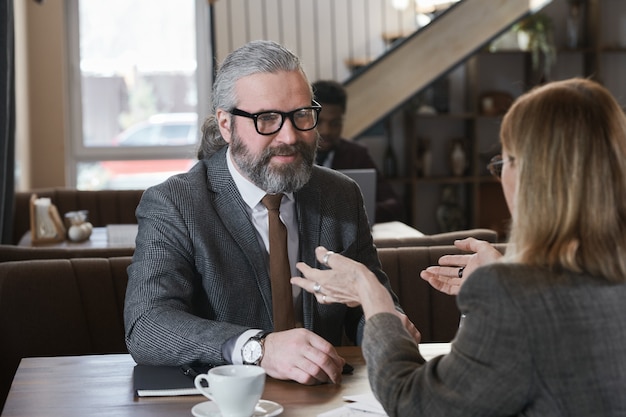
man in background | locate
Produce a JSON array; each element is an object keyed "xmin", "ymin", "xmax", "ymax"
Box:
[{"xmin": 313, "ymin": 80, "xmax": 403, "ymax": 223}]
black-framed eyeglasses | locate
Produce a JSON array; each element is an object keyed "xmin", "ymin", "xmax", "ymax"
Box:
[
  {"xmin": 230, "ymin": 101, "xmax": 322, "ymax": 136},
  {"xmin": 487, "ymin": 154, "xmax": 514, "ymax": 179}
]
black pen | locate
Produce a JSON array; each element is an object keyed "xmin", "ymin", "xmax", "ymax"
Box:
[
  {"xmin": 180, "ymin": 364, "xmax": 200, "ymax": 380},
  {"xmin": 342, "ymin": 362, "xmax": 354, "ymax": 375}
]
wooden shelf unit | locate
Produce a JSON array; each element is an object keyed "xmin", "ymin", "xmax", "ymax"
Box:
[{"xmin": 392, "ymin": 0, "xmax": 626, "ymax": 239}]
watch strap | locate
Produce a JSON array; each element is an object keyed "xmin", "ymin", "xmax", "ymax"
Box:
[{"xmin": 251, "ymin": 330, "xmax": 271, "ymax": 342}]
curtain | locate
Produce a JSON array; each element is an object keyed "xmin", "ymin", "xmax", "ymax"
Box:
[{"xmin": 0, "ymin": 0, "xmax": 15, "ymax": 244}]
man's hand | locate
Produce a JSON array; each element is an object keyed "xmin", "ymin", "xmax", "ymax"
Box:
[
  {"xmin": 260, "ymin": 329, "xmax": 345, "ymax": 385},
  {"xmin": 420, "ymin": 238, "xmax": 503, "ymax": 295}
]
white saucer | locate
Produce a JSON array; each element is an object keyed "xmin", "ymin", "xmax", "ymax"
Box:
[{"xmin": 191, "ymin": 399, "xmax": 283, "ymax": 417}]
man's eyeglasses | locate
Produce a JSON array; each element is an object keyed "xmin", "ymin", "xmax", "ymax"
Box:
[
  {"xmin": 487, "ymin": 154, "xmax": 514, "ymax": 179},
  {"xmin": 230, "ymin": 101, "xmax": 322, "ymax": 136}
]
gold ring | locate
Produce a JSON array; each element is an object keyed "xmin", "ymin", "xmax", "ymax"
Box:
[{"xmin": 322, "ymin": 251, "xmax": 335, "ymax": 267}]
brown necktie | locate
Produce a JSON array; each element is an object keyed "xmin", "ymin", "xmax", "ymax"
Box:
[{"xmin": 261, "ymin": 194, "xmax": 295, "ymax": 331}]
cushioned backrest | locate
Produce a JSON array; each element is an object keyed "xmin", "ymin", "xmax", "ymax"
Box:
[
  {"xmin": 0, "ymin": 256, "xmax": 132, "ymax": 409},
  {"xmin": 379, "ymin": 243, "xmax": 508, "ymax": 343},
  {"xmin": 378, "ymin": 247, "xmax": 434, "ymax": 340},
  {"xmin": 12, "ymin": 188, "xmax": 144, "ymax": 244},
  {"xmin": 0, "ymin": 244, "xmax": 135, "ymax": 262},
  {"xmin": 426, "ymin": 245, "xmax": 465, "ymax": 341},
  {"xmin": 374, "ymin": 228, "xmax": 499, "ymax": 248},
  {"xmin": 378, "ymin": 245, "xmax": 482, "ymax": 343},
  {"xmin": 71, "ymin": 257, "xmax": 132, "ymax": 351}
]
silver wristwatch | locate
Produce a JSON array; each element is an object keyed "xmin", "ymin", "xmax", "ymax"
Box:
[{"xmin": 241, "ymin": 331, "xmax": 270, "ymax": 365}]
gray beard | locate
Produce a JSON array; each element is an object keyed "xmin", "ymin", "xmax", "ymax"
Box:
[{"xmin": 230, "ymin": 128, "xmax": 318, "ymax": 194}]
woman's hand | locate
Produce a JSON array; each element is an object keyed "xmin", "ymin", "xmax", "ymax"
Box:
[
  {"xmin": 420, "ymin": 238, "xmax": 503, "ymax": 295},
  {"xmin": 292, "ymin": 246, "xmax": 396, "ymax": 318}
]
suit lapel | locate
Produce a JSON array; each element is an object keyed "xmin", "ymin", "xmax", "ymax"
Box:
[
  {"xmin": 209, "ymin": 148, "xmax": 274, "ymax": 314},
  {"xmin": 295, "ymin": 172, "xmax": 322, "ymax": 268},
  {"xmin": 209, "ymin": 153, "xmax": 328, "ymax": 329},
  {"xmin": 294, "ymin": 170, "xmax": 324, "ymax": 328}
]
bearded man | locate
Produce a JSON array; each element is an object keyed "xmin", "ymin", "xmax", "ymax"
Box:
[{"xmin": 124, "ymin": 40, "xmax": 417, "ymax": 385}]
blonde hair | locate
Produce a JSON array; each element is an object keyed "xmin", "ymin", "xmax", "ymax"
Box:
[{"xmin": 501, "ymin": 78, "xmax": 626, "ymax": 282}]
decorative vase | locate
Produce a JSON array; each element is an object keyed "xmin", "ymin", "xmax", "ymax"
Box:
[
  {"xmin": 417, "ymin": 138, "xmax": 432, "ymax": 177},
  {"xmin": 436, "ymin": 185, "xmax": 465, "ymax": 232},
  {"xmin": 517, "ymin": 30, "xmax": 530, "ymax": 51},
  {"xmin": 65, "ymin": 210, "xmax": 93, "ymax": 242},
  {"xmin": 449, "ymin": 139, "xmax": 467, "ymax": 177},
  {"xmin": 566, "ymin": 2, "xmax": 583, "ymax": 49},
  {"xmin": 383, "ymin": 138, "xmax": 398, "ymax": 178}
]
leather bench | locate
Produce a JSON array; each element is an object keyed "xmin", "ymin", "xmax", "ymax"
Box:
[{"xmin": 0, "ymin": 243, "xmax": 506, "ymax": 409}]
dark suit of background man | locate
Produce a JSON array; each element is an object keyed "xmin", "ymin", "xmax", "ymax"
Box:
[
  {"xmin": 124, "ymin": 40, "xmax": 418, "ymax": 386},
  {"xmin": 312, "ymin": 80, "xmax": 404, "ymax": 223}
]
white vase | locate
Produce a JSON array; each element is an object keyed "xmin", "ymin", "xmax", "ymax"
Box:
[
  {"xmin": 517, "ymin": 31, "xmax": 530, "ymax": 51},
  {"xmin": 450, "ymin": 140, "xmax": 467, "ymax": 177}
]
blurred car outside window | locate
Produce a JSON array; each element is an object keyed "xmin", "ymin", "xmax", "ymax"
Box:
[{"xmin": 113, "ymin": 113, "xmax": 198, "ymax": 147}]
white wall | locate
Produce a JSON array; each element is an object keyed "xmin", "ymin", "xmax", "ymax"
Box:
[{"xmin": 213, "ymin": 0, "xmax": 420, "ymax": 82}]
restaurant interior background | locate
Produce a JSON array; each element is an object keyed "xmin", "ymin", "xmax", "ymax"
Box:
[{"xmin": 6, "ymin": 0, "xmax": 626, "ymax": 239}]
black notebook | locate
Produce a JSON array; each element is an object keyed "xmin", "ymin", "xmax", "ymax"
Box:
[{"xmin": 133, "ymin": 364, "xmax": 202, "ymax": 397}]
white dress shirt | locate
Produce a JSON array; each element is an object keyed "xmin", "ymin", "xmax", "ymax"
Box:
[{"xmin": 225, "ymin": 147, "xmax": 301, "ymax": 364}]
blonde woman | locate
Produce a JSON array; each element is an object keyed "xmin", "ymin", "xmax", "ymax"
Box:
[{"xmin": 292, "ymin": 78, "xmax": 626, "ymax": 416}]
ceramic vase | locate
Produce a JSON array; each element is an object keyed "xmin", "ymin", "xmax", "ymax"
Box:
[{"xmin": 449, "ymin": 139, "xmax": 467, "ymax": 176}]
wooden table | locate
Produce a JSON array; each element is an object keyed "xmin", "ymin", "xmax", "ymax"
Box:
[
  {"xmin": 17, "ymin": 225, "xmax": 137, "ymax": 248},
  {"xmin": 1, "ymin": 347, "xmax": 370, "ymax": 417},
  {"xmin": 17, "ymin": 223, "xmax": 421, "ymax": 250}
]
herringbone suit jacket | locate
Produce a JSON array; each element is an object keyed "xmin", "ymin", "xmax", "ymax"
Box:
[{"xmin": 124, "ymin": 146, "xmax": 398, "ymax": 365}]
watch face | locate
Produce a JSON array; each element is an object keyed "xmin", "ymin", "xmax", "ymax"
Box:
[{"xmin": 242, "ymin": 340, "xmax": 262, "ymax": 364}]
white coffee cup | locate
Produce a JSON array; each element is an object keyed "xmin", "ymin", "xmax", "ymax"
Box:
[{"xmin": 194, "ymin": 365, "xmax": 266, "ymax": 417}]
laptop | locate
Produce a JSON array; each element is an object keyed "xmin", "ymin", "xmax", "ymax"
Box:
[
  {"xmin": 338, "ymin": 169, "xmax": 377, "ymax": 227},
  {"xmin": 106, "ymin": 224, "xmax": 139, "ymax": 247}
]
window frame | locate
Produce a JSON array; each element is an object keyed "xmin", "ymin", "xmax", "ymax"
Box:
[{"xmin": 64, "ymin": 0, "xmax": 213, "ymax": 188}]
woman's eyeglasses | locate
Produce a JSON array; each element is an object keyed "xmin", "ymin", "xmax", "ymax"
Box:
[{"xmin": 487, "ymin": 154, "xmax": 514, "ymax": 179}]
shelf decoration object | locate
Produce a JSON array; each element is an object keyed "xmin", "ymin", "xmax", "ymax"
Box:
[
  {"xmin": 382, "ymin": 118, "xmax": 399, "ymax": 178},
  {"xmin": 416, "ymin": 138, "xmax": 432, "ymax": 177},
  {"xmin": 436, "ymin": 185, "xmax": 466, "ymax": 233},
  {"xmin": 513, "ymin": 12, "xmax": 557, "ymax": 80},
  {"xmin": 566, "ymin": 0, "xmax": 585, "ymax": 49},
  {"xmin": 449, "ymin": 138, "xmax": 468, "ymax": 177},
  {"xmin": 479, "ymin": 91, "xmax": 514, "ymax": 116}
]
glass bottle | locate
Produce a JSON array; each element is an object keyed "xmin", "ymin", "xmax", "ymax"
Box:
[{"xmin": 383, "ymin": 139, "xmax": 398, "ymax": 178}]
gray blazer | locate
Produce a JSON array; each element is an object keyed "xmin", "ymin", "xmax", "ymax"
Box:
[
  {"xmin": 124, "ymin": 146, "xmax": 398, "ymax": 366},
  {"xmin": 363, "ymin": 263, "xmax": 626, "ymax": 416}
]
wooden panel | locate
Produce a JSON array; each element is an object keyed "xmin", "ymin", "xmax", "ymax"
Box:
[
  {"xmin": 477, "ymin": 181, "xmax": 510, "ymax": 240},
  {"xmin": 343, "ymin": 0, "xmax": 553, "ymax": 138}
]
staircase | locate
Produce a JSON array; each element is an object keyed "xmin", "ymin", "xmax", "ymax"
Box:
[{"xmin": 342, "ymin": 0, "xmax": 553, "ymax": 139}]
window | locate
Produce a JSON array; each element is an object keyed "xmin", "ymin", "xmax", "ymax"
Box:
[{"xmin": 66, "ymin": 0, "xmax": 212, "ymax": 190}]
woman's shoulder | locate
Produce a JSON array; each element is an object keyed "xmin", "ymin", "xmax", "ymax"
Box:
[{"xmin": 463, "ymin": 262, "xmax": 626, "ymax": 302}]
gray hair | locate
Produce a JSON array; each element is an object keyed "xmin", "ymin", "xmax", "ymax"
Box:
[{"xmin": 197, "ymin": 40, "xmax": 311, "ymax": 159}]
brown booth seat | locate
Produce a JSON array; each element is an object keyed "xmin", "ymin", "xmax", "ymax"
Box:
[
  {"xmin": 0, "ymin": 244, "xmax": 507, "ymax": 410},
  {"xmin": 373, "ymin": 228, "xmax": 498, "ymax": 248},
  {"xmin": 0, "ymin": 257, "xmax": 131, "ymax": 410},
  {"xmin": 0, "ymin": 245, "xmax": 135, "ymax": 262}
]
